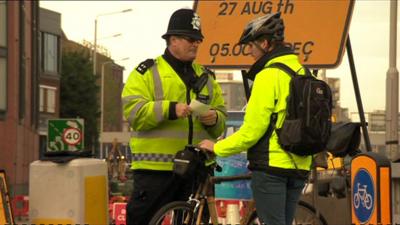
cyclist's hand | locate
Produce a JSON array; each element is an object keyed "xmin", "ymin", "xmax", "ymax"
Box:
[
  {"xmin": 199, "ymin": 139, "xmax": 215, "ymax": 152},
  {"xmin": 198, "ymin": 110, "xmax": 217, "ymax": 126},
  {"xmin": 175, "ymin": 103, "xmax": 191, "ymax": 118}
]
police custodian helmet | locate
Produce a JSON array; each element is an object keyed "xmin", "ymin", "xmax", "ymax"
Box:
[
  {"xmin": 162, "ymin": 8, "xmax": 204, "ymax": 41},
  {"xmin": 238, "ymin": 12, "xmax": 284, "ymax": 45}
]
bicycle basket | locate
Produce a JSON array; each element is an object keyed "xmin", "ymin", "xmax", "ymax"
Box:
[{"xmin": 173, "ymin": 145, "xmax": 202, "ymax": 178}]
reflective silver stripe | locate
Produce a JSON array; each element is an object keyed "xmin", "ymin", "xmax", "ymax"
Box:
[
  {"xmin": 131, "ymin": 129, "xmax": 210, "ymax": 139},
  {"xmin": 206, "ymin": 76, "xmax": 213, "ymax": 104},
  {"xmin": 122, "ymin": 95, "xmax": 145, "ymax": 105},
  {"xmin": 154, "ymin": 100, "xmax": 163, "ymax": 122},
  {"xmin": 151, "ymin": 65, "xmax": 164, "ymax": 101},
  {"xmin": 128, "ymin": 101, "xmax": 147, "ymax": 125},
  {"xmin": 132, "ymin": 153, "xmax": 174, "ymax": 162}
]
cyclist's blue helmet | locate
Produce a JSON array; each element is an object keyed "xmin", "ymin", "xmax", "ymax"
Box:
[{"xmin": 238, "ymin": 12, "xmax": 284, "ymax": 45}]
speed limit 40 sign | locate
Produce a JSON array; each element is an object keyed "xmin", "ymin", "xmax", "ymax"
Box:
[
  {"xmin": 47, "ymin": 119, "xmax": 84, "ymax": 152},
  {"xmin": 62, "ymin": 127, "xmax": 82, "ymax": 146}
]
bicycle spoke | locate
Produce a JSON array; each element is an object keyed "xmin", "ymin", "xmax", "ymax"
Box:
[{"xmin": 150, "ymin": 202, "xmax": 197, "ymax": 225}]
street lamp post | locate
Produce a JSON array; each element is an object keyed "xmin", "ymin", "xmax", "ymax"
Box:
[
  {"xmin": 93, "ymin": 8, "xmax": 132, "ymax": 75},
  {"xmin": 100, "ymin": 57, "xmax": 129, "ymax": 159}
]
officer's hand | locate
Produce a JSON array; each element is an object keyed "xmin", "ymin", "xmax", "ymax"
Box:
[
  {"xmin": 199, "ymin": 110, "xmax": 217, "ymax": 126},
  {"xmin": 199, "ymin": 139, "xmax": 215, "ymax": 152},
  {"xmin": 175, "ymin": 103, "xmax": 191, "ymax": 118}
]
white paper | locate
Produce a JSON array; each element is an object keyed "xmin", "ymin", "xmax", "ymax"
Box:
[{"xmin": 190, "ymin": 99, "xmax": 211, "ymax": 116}]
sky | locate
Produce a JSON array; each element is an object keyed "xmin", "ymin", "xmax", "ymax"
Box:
[{"xmin": 40, "ymin": 0, "xmax": 397, "ymax": 114}]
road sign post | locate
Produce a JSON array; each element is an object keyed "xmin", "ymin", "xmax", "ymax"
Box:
[
  {"xmin": 47, "ymin": 119, "xmax": 84, "ymax": 152},
  {"xmin": 194, "ymin": 0, "xmax": 354, "ymax": 69}
]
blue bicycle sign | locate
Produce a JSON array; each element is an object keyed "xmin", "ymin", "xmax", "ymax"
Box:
[
  {"xmin": 352, "ymin": 168, "xmax": 375, "ymax": 224},
  {"xmin": 353, "ymin": 183, "xmax": 373, "ymax": 210}
]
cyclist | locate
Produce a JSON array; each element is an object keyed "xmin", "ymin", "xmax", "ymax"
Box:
[{"xmin": 200, "ymin": 12, "xmax": 312, "ymax": 225}]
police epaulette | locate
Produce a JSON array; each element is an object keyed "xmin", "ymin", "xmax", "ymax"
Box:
[
  {"xmin": 136, "ymin": 59, "xmax": 155, "ymax": 75},
  {"xmin": 203, "ymin": 67, "xmax": 216, "ymax": 80}
]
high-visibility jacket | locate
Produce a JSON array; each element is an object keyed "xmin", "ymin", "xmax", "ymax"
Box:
[
  {"xmin": 122, "ymin": 56, "xmax": 227, "ymax": 171},
  {"xmin": 214, "ymin": 53, "xmax": 312, "ymax": 177}
]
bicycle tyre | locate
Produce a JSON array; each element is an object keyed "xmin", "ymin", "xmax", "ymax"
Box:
[
  {"xmin": 246, "ymin": 200, "xmax": 328, "ymax": 225},
  {"xmin": 295, "ymin": 200, "xmax": 328, "ymax": 225},
  {"xmin": 149, "ymin": 201, "xmax": 201, "ymax": 225}
]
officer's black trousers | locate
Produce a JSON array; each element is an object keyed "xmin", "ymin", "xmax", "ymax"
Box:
[{"xmin": 125, "ymin": 170, "xmax": 195, "ymax": 225}]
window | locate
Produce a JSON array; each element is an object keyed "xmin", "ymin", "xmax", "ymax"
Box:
[
  {"xmin": 39, "ymin": 85, "xmax": 56, "ymax": 113},
  {"xmin": 0, "ymin": 1, "xmax": 6, "ymax": 113},
  {"xmin": 47, "ymin": 89, "xmax": 55, "ymax": 113},
  {"xmin": 42, "ymin": 32, "xmax": 58, "ymax": 73}
]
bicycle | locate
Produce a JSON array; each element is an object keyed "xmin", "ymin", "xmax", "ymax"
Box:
[{"xmin": 149, "ymin": 147, "xmax": 328, "ymax": 225}]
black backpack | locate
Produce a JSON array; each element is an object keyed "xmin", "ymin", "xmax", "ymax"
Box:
[{"xmin": 267, "ymin": 63, "xmax": 333, "ymax": 156}]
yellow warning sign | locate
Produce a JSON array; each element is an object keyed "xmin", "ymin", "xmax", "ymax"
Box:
[
  {"xmin": 0, "ymin": 170, "xmax": 13, "ymax": 224},
  {"xmin": 194, "ymin": 0, "xmax": 354, "ymax": 69}
]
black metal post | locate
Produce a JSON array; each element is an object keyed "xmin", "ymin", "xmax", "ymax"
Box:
[
  {"xmin": 241, "ymin": 70, "xmax": 250, "ymax": 101},
  {"xmin": 346, "ymin": 37, "xmax": 372, "ymax": 152}
]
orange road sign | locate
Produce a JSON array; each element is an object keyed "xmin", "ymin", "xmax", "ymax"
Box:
[
  {"xmin": 0, "ymin": 170, "xmax": 13, "ymax": 225},
  {"xmin": 194, "ymin": 0, "xmax": 354, "ymax": 69}
]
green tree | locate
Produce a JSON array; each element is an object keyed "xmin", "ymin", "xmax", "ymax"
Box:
[{"xmin": 60, "ymin": 50, "xmax": 100, "ymax": 153}]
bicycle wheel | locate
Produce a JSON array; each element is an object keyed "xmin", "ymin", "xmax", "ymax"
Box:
[
  {"xmin": 245, "ymin": 200, "xmax": 328, "ymax": 225},
  {"xmin": 149, "ymin": 201, "xmax": 206, "ymax": 225},
  {"xmin": 294, "ymin": 200, "xmax": 328, "ymax": 225}
]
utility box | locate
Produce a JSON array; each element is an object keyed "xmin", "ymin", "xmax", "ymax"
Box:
[{"xmin": 29, "ymin": 158, "xmax": 108, "ymax": 225}]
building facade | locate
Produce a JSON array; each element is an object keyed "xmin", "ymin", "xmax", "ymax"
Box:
[
  {"xmin": 0, "ymin": 1, "xmax": 40, "ymax": 195},
  {"xmin": 326, "ymin": 77, "xmax": 350, "ymax": 123},
  {"xmin": 38, "ymin": 8, "xmax": 62, "ymax": 157}
]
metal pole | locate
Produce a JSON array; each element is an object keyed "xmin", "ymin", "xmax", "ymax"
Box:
[
  {"xmin": 346, "ymin": 37, "xmax": 372, "ymax": 152},
  {"xmin": 386, "ymin": 0, "xmax": 399, "ymax": 161},
  {"xmin": 100, "ymin": 62, "xmax": 107, "ymax": 158},
  {"xmin": 93, "ymin": 9, "xmax": 131, "ymax": 76},
  {"xmin": 387, "ymin": 1, "xmax": 400, "ymax": 224},
  {"xmin": 93, "ymin": 18, "xmax": 98, "ymax": 75},
  {"xmin": 241, "ymin": 70, "xmax": 250, "ymax": 101}
]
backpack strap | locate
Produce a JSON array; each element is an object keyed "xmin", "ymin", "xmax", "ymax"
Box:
[
  {"xmin": 266, "ymin": 62, "xmax": 297, "ymax": 77},
  {"xmin": 266, "ymin": 62, "xmax": 313, "ymax": 78}
]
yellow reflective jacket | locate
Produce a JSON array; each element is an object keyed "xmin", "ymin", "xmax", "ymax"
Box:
[
  {"xmin": 122, "ymin": 56, "xmax": 226, "ymax": 171},
  {"xmin": 214, "ymin": 53, "xmax": 312, "ymax": 177}
]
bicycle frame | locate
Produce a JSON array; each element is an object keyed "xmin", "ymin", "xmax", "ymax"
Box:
[{"xmin": 188, "ymin": 172, "xmax": 254, "ymax": 225}]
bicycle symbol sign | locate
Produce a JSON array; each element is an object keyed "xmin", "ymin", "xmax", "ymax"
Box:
[
  {"xmin": 354, "ymin": 183, "xmax": 373, "ymax": 210},
  {"xmin": 353, "ymin": 168, "xmax": 375, "ymax": 224}
]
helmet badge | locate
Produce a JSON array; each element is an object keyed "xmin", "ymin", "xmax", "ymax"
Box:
[{"xmin": 191, "ymin": 13, "xmax": 201, "ymax": 30}]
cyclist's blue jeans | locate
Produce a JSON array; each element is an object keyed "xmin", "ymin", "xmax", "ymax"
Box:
[{"xmin": 251, "ymin": 171, "xmax": 306, "ymax": 225}]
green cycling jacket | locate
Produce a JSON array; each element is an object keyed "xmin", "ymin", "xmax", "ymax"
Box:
[
  {"xmin": 214, "ymin": 53, "xmax": 312, "ymax": 177},
  {"xmin": 122, "ymin": 56, "xmax": 227, "ymax": 171}
]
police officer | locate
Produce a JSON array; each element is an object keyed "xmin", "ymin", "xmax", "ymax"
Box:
[
  {"xmin": 200, "ymin": 13, "xmax": 312, "ymax": 225},
  {"xmin": 122, "ymin": 8, "xmax": 226, "ymax": 225}
]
